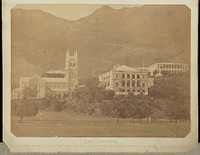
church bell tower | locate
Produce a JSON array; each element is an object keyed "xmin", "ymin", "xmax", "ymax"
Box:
[{"xmin": 65, "ymin": 50, "xmax": 78, "ymax": 91}]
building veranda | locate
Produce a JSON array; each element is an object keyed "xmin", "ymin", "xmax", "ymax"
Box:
[{"xmin": 99, "ymin": 65, "xmax": 154, "ymax": 95}]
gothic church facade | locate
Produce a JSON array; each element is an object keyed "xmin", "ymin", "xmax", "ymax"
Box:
[{"xmin": 12, "ymin": 50, "xmax": 78, "ymax": 99}]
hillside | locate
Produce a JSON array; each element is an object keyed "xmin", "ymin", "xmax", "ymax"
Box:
[{"xmin": 11, "ymin": 5, "xmax": 190, "ymax": 88}]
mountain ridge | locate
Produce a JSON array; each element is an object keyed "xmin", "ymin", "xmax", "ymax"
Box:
[{"xmin": 11, "ymin": 5, "xmax": 190, "ymax": 89}]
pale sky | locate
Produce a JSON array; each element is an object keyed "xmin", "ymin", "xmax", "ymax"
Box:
[{"xmin": 14, "ymin": 4, "xmax": 142, "ymax": 20}]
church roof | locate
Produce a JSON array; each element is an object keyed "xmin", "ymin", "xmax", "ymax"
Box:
[
  {"xmin": 43, "ymin": 77, "xmax": 68, "ymax": 83},
  {"xmin": 20, "ymin": 76, "xmax": 68, "ymax": 83},
  {"xmin": 45, "ymin": 70, "xmax": 65, "ymax": 74},
  {"xmin": 48, "ymin": 88, "xmax": 68, "ymax": 92},
  {"xmin": 20, "ymin": 75, "xmax": 45, "ymax": 82}
]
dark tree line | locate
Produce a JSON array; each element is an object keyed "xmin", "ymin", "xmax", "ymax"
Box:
[
  {"xmin": 71, "ymin": 74, "xmax": 190, "ymax": 123},
  {"xmin": 12, "ymin": 73, "xmax": 190, "ymax": 124},
  {"xmin": 149, "ymin": 72, "xmax": 190, "ymax": 122}
]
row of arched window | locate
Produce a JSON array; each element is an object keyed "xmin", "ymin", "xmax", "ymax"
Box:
[
  {"xmin": 117, "ymin": 80, "xmax": 146, "ymax": 88},
  {"xmin": 158, "ymin": 64, "xmax": 188, "ymax": 70},
  {"xmin": 117, "ymin": 88, "xmax": 146, "ymax": 93}
]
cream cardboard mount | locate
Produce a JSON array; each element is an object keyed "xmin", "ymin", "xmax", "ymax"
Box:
[{"xmin": 3, "ymin": 0, "xmax": 198, "ymax": 153}]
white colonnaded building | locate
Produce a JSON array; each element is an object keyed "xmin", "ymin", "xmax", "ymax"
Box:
[
  {"xmin": 99, "ymin": 65, "xmax": 154, "ymax": 95},
  {"xmin": 12, "ymin": 50, "xmax": 78, "ymax": 99},
  {"xmin": 148, "ymin": 63, "xmax": 189, "ymax": 76}
]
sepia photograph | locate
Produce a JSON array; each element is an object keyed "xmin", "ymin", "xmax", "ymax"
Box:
[
  {"xmin": 2, "ymin": 0, "xmax": 198, "ymax": 153},
  {"xmin": 10, "ymin": 4, "xmax": 191, "ymax": 137}
]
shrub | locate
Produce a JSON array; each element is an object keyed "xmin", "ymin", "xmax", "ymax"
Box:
[{"xmin": 14, "ymin": 102, "xmax": 38, "ymax": 122}]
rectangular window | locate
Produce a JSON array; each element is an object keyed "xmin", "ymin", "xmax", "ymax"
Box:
[
  {"xmin": 132, "ymin": 81, "xmax": 135, "ymax": 87},
  {"xmin": 115, "ymin": 82, "xmax": 118, "ymax": 87},
  {"xmin": 132, "ymin": 74, "xmax": 135, "ymax": 79},
  {"xmin": 127, "ymin": 74, "xmax": 130, "ymax": 79},
  {"xmin": 137, "ymin": 75, "xmax": 140, "ymax": 79},
  {"xmin": 122, "ymin": 74, "xmax": 125, "ymax": 78},
  {"xmin": 122, "ymin": 81, "xmax": 125, "ymax": 87}
]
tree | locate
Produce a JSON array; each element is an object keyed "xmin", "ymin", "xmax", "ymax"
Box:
[
  {"xmin": 128, "ymin": 103, "xmax": 137, "ymax": 123},
  {"xmin": 16, "ymin": 103, "xmax": 38, "ymax": 122},
  {"xmin": 164, "ymin": 99, "xmax": 189, "ymax": 123},
  {"xmin": 98, "ymin": 102, "xmax": 112, "ymax": 116},
  {"xmin": 71, "ymin": 81, "xmax": 105, "ymax": 114},
  {"xmin": 111, "ymin": 99, "xmax": 129, "ymax": 123},
  {"xmin": 161, "ymin": 70, "xmax": 170, "ymax": 76},
  {"xmin": 103, "ymin": 89, "xmax": 115, "ymax": 100},
  {"xmin": 153, "ymin": 70, "xmax": 158, "ymax": 76},
  {"xmin": 23, "ymin": 86, "xmax": 37, "ymax": 99},
  {"xmin": 133, "ymin": 100, "xmax": 152, "ymax": 124},
  {"xmin": 149, "ymin": 74, "xmax": 190, "ymax": 101}
]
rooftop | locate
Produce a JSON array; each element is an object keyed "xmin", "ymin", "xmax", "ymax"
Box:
[
  {"xmin": 152, "ymin": 63, "xmax": 188, "ymax": 65},
  {"xmin": 113, "ymin": 65, "xmax": 147, "ymax": 72},
  {"xmin": 43, "ymin": 78, "xmax": 68, "ymax": 83},
  {"xmin": 45, "ymin": 70, "xmax": 65, "ymax": 74},
  {"xmin": 20, "ymin": 76, "xmax": 68, "ymax": 83}
]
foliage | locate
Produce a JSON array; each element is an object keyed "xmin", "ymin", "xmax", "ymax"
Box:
[
  {"xmin": 32, "ymin": 98, "xmax": 50, "ymax": 110},
  {"xmin": 163, "ymin": 99, "xmax": 190, "ymax": 123},
  {"xmin": 153, "ymin": 70, "xmax": 158, "ymax": 75},
  {"xmin": 149, "ymin": 74, "xmax": 190, "ymax": 100},
  {"xmin": 71, "ymin": 78, "xmax": 115, "ymax": 114},
  {"xmin": 23, "ymin": 86, "xmax": 37, "ymax": 98},
  {"xmin": 12, "ymin": 74, "xmax": 190, "ymax": 124},
  {"xmin": 103, "ymin": 89, "xmax": 115, "ymax": 100},
  {"xmin": 98, "ymin": 101, "xmax": 112, "ymax": 116},
  {"xmin": 12, "ymin": 99, "xmax": 38, "ymax": 122}
]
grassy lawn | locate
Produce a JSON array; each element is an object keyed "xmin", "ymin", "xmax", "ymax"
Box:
[{"xmin": 11, "ymin": 110, "xmax": 190, "ymax": 137}]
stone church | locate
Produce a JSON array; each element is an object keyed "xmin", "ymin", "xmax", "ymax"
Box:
[{"xmin": 12, "ymin": 50, "xmax": 79, "ymax": 99}]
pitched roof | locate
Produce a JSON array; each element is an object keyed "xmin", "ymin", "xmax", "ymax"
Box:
[
  {"xmin": 20, "ymin": 76, "xmax": 68, "ymax": 83},
  {"xmin": 114, "ymin": 65, "xmax": 139, "ymax": 72},
  {"xmin": 43, "ymin": 77, "xmax": 68, "ymax": 83},
  {"xmin": 45, "ymin": 70, "xmax": 65, "ymax": 74}
]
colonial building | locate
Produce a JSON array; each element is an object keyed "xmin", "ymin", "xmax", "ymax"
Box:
[
  {"xmin": 99, "ymin": 65, "xmax": 154, "ymax": 95},
  {"xmin": 12, "ymin": 50, "xmax": 79, "ymax": 99},
  {"xmin": 148, "ymin": 63, "xmax": 189, "ymax": 76}
]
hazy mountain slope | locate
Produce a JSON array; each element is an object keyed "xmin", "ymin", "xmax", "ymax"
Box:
[{"xmin": 11, "ymin": 5, "xmax": 190, "ymax": 88}]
